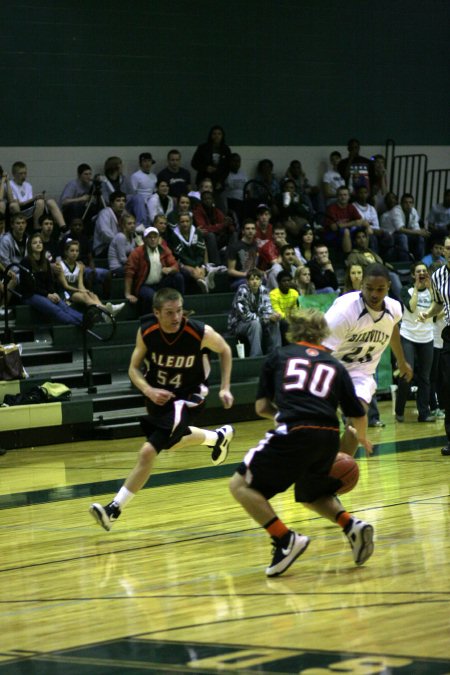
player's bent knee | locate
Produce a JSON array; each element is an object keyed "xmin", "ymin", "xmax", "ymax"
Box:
[
  {"xmin": 229, "ymin": 472, "xmax": 244, "ymax": 498},
  {"xmin": 138, "ymin": 442, "xmax": 157, "ymax": 464}
]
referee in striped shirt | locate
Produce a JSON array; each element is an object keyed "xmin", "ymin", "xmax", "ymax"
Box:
[{"xmin": 419, "ymin": 234, "xmax": 450, "ymax": 455}]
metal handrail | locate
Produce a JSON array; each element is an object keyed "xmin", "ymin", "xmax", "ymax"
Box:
[
  {"xmin": 385, "ymin": 139, "xmax": 396, "ymax": 186},
  {"xmin": 423, "ymin": 169, "xmax": 450, "ymax": 222},
  {"xmin": 81, "ymin": 305, "xmax": 117, "ymax": 393},
  {"xmin": 1, "ymin": 265, "xmax": 117, "ymax": 393},
  {"xmin": 390, "ymin": 153, "xmax": 428, "ymax": 219},
  {"xmin": 2, "ymin": 263, "xmax": 35, "ymax": 343},
  {"xmin": 385, "ymin": 139, "xmax": 449, "ymax": 221}
]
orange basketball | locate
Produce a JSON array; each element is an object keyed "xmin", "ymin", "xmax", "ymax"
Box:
[{"xmin": 329, "ymin": 452, "xmax": 359, "ymax": 495}]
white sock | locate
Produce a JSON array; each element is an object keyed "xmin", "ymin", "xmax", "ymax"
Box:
[
  {"xmin": 113, "ymin": 486, "xmax": 135, "ymax": 509},
  {"xmin": 201, "ymin": 429, "xmax": 218, "ymax": 446}
]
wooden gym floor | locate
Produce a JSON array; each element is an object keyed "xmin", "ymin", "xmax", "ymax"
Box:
[{"xmin": 0, "ymin": 400, "xmax": 449, "ymax": 674}]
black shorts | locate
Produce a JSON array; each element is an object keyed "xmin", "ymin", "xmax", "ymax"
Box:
[
  {"xmin": 140, "ymin": 398, "xmax": 206, "ymax": 453},
  {"xmin": 237, "ymin": 425, "xmax": 342, "ymax": 503}
]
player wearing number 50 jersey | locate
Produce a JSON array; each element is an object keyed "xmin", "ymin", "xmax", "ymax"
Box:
[
  {"xmin": 230, "ymin": 308, "xmax": 375, "ymax": 577},
  {"xmin": 257, "ymin": 339, "xmax": 364, "ymax": 428},
  {"xmin": 323, "ymin": 263, "xmax": 413, "ymax": 456}
]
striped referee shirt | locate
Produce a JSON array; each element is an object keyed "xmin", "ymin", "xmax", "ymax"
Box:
[{"xmin": 431, "ymin": 264, "xmax": 450, "ymax": 326}]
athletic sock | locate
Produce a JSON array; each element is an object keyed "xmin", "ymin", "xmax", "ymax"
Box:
[
  {"xmin": 336, "ymin": 510, "xmax": 352, "ymax": 530},
  {"xmin": 201, "ymin": 429, "xmax": 218, "ymax": 446},
  {"xmin": 264, "ymin": 516, "xmax": 290, "ymax": 542},
  {"xmin": 113, "ymin": 486, "xmax": 135, "ymax": 509}
]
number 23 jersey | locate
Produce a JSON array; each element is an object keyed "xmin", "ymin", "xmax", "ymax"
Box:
[{"xmin": 323, "ymin": 291, "xmax": 402, "ymax": 375}]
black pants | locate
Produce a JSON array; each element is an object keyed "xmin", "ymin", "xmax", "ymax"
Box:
[{"xmin": 440, "ymin": 327, "xmax": 450, "ymax": 443}]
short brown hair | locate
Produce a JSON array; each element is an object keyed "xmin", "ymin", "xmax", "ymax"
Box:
[
  {"xmin": 246, "ymin": 268, "xmax": 263, "ymax": 280},
  {"xmin": 152, "ymin": 288, "xmax": 183, "ymax": 311}
]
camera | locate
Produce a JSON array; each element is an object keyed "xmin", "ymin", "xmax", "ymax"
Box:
[{"xmin": 91, "ymin": 174, "xmax": 105, "ymax": 195}]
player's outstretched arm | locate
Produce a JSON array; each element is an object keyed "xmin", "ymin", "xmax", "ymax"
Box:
[{"xmin": 202, "ymin": 325, "xmax": 234, "ymax": 409}]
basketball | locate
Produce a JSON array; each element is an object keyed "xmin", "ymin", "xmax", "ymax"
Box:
[{"xmin": 329, "ymin": 452, "xmax": 359, "ymax": 494}]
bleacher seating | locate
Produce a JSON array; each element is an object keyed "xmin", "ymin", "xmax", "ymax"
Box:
[
  {"xmin": 0, "ymin": 290, "xmax": 241, "ymax": 447},
  {"xmin": 1, "ymin": 138, "xmax": 446, "ymax": 450},
  {"xmin": 1, "ymin": 279, "xmax": 398, "ymax": 448}
]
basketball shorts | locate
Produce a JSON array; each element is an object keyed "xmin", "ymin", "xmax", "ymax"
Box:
[
  {"xmin": 349, "ymin": 372, "xmax": 377, "ymax": 406},
  {"xmin": 237, "ymin": 424, "xmax": 342, "ymax": 503},
  {"xmin": 141, "ymin": 390, "xmax": 206, "ymax": 453}
]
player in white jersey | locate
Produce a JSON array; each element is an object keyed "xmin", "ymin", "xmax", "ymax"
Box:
[{"xmin": 323, "ymin": 263, "xmax": 413, "ymax": 456}]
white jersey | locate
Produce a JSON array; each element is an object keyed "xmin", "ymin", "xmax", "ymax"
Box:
[
  {"xmin": 10, "ymin": 179, "xmax": 33, "ymax": 204},
  {"xmin": 323, "ymin": 291, "xmax": 402, "ymax": 376},
  {"xmin": 60, "ymin": 260, "xmax": 81, "ymax": 300}
]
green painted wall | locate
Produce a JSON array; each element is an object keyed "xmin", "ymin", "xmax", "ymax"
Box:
[{"xmin": 2, "ymin": 1, "xmax": 449, "ymax": 146}]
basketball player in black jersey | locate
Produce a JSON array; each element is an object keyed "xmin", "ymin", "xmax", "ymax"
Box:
[
  {"xmin": 90, "ymin": 287, "xmax": 234, "ymax": 531},
  {"xmin": 230, "ymin": 308, "xmax": 374, "ymax": 577}
]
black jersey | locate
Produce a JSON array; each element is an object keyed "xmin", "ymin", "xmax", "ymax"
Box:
[
  {"xmin": 141, "ymin": 315, "xmax": 208, "ymax": 400},
  {"xmin": 257, "ymin": 341, "xmax": 365, "ymax": 427}
]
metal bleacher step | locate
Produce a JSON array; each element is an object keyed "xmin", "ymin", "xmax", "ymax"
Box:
[
  {"xmin": 22, "ymin": 349, "xmax": 74, "ymax": 367},
  {"xmin": 94, "ymin": 406, "xmax": 144, "ymax": 422},
  {"xmin": 92, "ymin": 392, "xmax": 143, "ymax": 413},
  {"xmin": 22, "ymin": 371, "xmax": 112, "ymax": 390},
  {"xmin": 93, "ymin": 405, "xmax": 144, "ymax": 439},
  {"xmin": 52, "ymin": 320, "xmax": 140, "ymax": 349},
  {"xmin": 0, "ymin": 328, "xmax": 35, "ymax": 343},
  {"xmin": 94, "ymin": 420, "xmax": 142, "ymax": 440}
]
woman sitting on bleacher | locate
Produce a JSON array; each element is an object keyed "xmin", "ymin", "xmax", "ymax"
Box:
[
  {"xmin": 108, "ymin": 213, "xmax": 142, "ymax": 278},
  {"xmin": 294, "ymin": 264, "xmax": 316, "ymax": 297},
  {"xmin": 57, "ymin": 240, "xmax": 125, "ymax": 317},
  {"xmin": 20, "ymin": 234, "xmax": 84, "ymax": 325},
  {"xmin": 298, "ymin": 225, "xmax": 316, "ymax": 263}
]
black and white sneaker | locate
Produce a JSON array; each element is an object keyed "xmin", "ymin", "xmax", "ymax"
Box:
[
  {"xmin": 345, "ymin": 518, "xmax": 374, "ymax": 565},
  {"xmin": 210, "ymin": 425, "xmax": 234, "ymax": 465},
  {"xmin": 266, "ymin": 531, "xmax": 310, "ymax": 577},
  {"xmin": 89, "ymin": 501, "xmax": 121, "ymax": 531}
]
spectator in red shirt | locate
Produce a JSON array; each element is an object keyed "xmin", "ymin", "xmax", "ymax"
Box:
[
  {"xmin": 325, "ymin": 186, "xmax": 370, "ymax": 253},
  {"xmin": 254, "ymin": 204, "xmax": 273, "ymax": 250},
  {"xmin": 258, "ymin": 224, "xmax": 289, "ymax": 271},
  {"xmin": 124, "ymin": 226, "xmax": 184, "ymax": 315},
  {"xmin": 192, "ymin": 191, "xmax": 235, "ymax": 253}
]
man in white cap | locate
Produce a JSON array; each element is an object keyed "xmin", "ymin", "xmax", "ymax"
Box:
[{"xmin": 124, "ymin": 226, "xmax": 184, "ymax": 314}]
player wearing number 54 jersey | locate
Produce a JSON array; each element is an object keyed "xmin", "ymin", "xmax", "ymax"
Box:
[
  {"xmin": 89, "ymin": 287, "xmax": 234, "ymax": 532},
  {"xmin": 323, "ymin": 263, "xmax": 413, "ymax": 456}
]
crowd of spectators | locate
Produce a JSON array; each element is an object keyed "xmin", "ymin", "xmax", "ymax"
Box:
[{"xmin": 0, "ymin": 130, "xmax": 448, "ymax": 331}]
